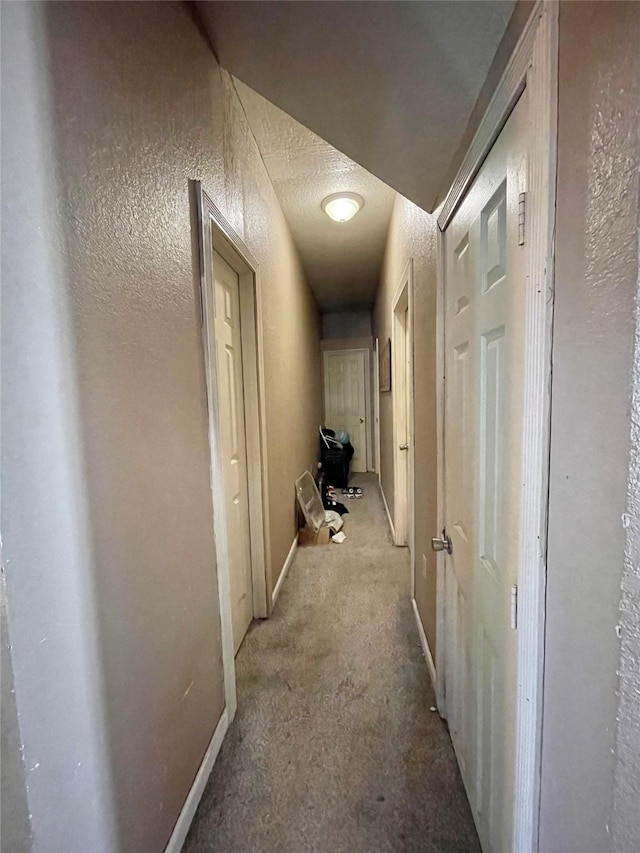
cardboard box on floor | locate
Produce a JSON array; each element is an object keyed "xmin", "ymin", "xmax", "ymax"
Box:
[
  {"xmin": 298, "ymin": 524, "xmax": 331, "ymax": 546},
  {"xmin": 296, "ymin": 504, "xmax": 331, "ymax": 546}
]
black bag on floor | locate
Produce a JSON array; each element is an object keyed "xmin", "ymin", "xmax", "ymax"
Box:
[
  {"xmin": 319, "ymin": 427, "xmax": 354, "ymax": 488},
  {"xmin": 322, "ymin": 449, "xmax": 349, "ymax": 488}
]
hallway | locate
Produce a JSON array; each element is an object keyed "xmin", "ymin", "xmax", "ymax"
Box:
[{"xmin": 184, "ymin": 474, "xmax": 479, "ymax": 853}]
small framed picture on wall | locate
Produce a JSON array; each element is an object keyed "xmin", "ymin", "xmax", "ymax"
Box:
[{"xmin": 379, "ymin": 337, "xmax": 391, "ymax": 392}]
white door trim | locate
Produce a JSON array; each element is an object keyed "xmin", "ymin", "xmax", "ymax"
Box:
[
  {"xmin": 271, "ymin": 533, "xmax": 298, "ymax": 609},
  {"xmin": 322, "ymin": 347, "xmax": 372, "ymax": 472},
  {"xmin": 434, "ymin": 227, "xmax": 447, "ymax": 717},
  {"xmin": 391, "ymin": 260, "xmax": 415, "ymax": 576},
  {"xmin": 373, "ymin": 338, "xmax": 381, "ymax": 474},
  {"xmin": 193, "ymin": 181, "xmax": 272, "ymax": 690},
  {"xmin": 436, "ymin": 4, "xmax": 558, "ymax": 851}
]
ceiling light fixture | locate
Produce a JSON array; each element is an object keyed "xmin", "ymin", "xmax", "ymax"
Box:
[{"xmin": 321, "ymin": 192, "xmax": 364, "ymax": 223}]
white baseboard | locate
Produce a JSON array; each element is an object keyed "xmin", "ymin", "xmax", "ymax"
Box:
[
  {"xmin": 164, "ymin": 707, "xmax": 229, "ymax": 853},
  {"xmin": 271, "ymin": 534, "xmax": 298, "ymax": 607},
  {"xmin": 411, "ymin": 598, "xmax": 438, "ymax": 694},
  {"xmin": 378, "ymin": 477, "xmax": 396, "ymax": 541}
]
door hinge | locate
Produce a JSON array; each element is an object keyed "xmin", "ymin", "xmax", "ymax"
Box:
[
  {"xmin": 510, "ymin": 584, "xmax": 518, "ymax": 629},
  {"xmin": 518, "ymin": 192, "xmax": 526, "ymax": 246}
]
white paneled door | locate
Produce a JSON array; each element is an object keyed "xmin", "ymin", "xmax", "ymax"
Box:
[
  {"xmin": 323, "ymin": 350, "xmax": 368, "ymax": 473},
  {"xmin": 213, "ymin": 250, "xmax": 253, "ymax": 653},
  {"xmin": 443, "ymin": 89, "xmax": 528, "ymax": 852},
  {"xmin": 392, "ymin": 280, "xmax": 412, "ymax": 548}
]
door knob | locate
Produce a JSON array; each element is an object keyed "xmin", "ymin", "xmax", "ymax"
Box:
[
  {"xmin": 399, "ymin": 443, "xmax": 409, "ymax": 451},
  {"xmin": 431, "ymin": 532, "xmax": 452, "ymax": 554},
  {"xmin": 359, "ymin": 417, "xmax": 365, "ymax": 423}
]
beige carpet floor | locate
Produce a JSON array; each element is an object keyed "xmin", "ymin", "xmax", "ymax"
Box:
[{"xmin": 183, "ymin": 473, "xmax": 480, "ymax": 853}]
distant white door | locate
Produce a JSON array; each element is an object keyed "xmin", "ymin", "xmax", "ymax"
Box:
[
  {"xmin": 213, "ymin": 250, "xmax": 253, "ymax": 653},
  {"xmin": 323, "ymin": 349, "xmax": 368, "ymax": 473},
  {"xmin": 443, "ymin": 89, "xmax": 528, "ymax": 852}
]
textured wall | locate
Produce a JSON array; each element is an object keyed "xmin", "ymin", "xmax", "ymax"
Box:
[
  {"xmin": 1, "ymin": 3, "xmax": 119, "ymax": 849},
  {"xmin": 322, "ymin": 311, "xmax": 372, "ymax": 340},
  {"xmin": 44, "ymin": 7, "xmax": 228, "ymax": 850},
  {"xmin": 1, "ymin": 2, "xmax": 320, "ymax": 851},
  {"xmin": 609, "ymin": 5, "xmax": 640, "ymax": 845},
  {"xmin": 613, "ymin": 249, "xmax": 640, "ymax": 852},
  {"xmin": 540, "ymin": 3, "xmax": 640, "ymax": 851},
  {"xmin": 373, "ymin": 195, "xmax": 439, "ymax": 651}
]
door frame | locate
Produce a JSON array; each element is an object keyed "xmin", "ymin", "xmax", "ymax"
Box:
[
  {"xmin": 391, "ymin": 260, "xmax": 415, "ymax": 564},
  {"xmin": 435, "ymin": 3, "xmax": 558, "ymax": 850},
  {"xmin": 373, "ymin": 338, "xmax": 381, "ymax": 474},
  {"xmin": 322, "ymin": 347, "xmax": 372, "ymax": 472},
  {"xmin": 193, "ymin": 182, "xmax": 272, "ymax": 688}
]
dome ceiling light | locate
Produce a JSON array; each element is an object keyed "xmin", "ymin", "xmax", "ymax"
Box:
[{"xmin": 321, "ymin": 192, "xmax": 364, "ymax": 223}]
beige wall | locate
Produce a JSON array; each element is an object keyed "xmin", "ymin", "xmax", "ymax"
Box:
[
  {"xmin": 540, "ymin": 3, "xmax": 640, "ymax": 850},
  {"xmin": 1, "ymin": 3, "xmax": 320, "ymax": 852},
  {"xmin": 373, "ymin": 195, "xmax": 439, "ymax": 651}
]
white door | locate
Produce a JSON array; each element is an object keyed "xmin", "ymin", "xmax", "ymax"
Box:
[
  {"xmin": 443, "ymin": 89, "xmax": 528, "ymax": 852},
  {"xmin": 393, "ymin": 283, "xmax": 412, "ymax": 547},
  {"xmin": 213, "ymin": 250, "xmax": 253, "ymax": 653},
  {"xmin": 323, "ymin": 350, "xmax": 368, "ymax": 473}
]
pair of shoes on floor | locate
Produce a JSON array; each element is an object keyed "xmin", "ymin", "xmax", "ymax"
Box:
[{"xmin": 341, "ymin": 487, "xmax": 363, "ymax": 499}]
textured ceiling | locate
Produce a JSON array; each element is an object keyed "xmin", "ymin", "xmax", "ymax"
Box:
[
  {"xmin": 235, "ymin": 79, "xmax": 395, "ymax": 312},
  {"xmin": 197, "ymin": 0, "xmax": 516, "ymax": 213}
]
